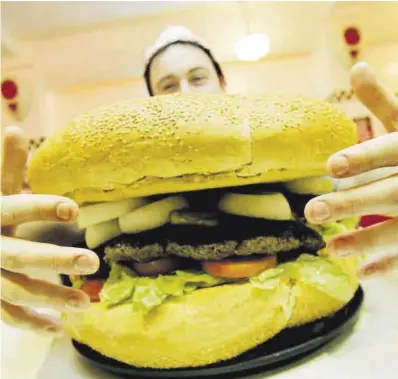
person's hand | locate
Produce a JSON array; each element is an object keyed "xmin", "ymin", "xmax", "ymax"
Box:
[
  {"xmin": 305, "ymin": 62, "xmax": 398, "ymax": 278},
  {"xmin": 1, "ymin": 126, "xmax": 99, "ymax": 334}
]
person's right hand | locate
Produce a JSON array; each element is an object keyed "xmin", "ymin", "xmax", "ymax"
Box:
[{"xmin": 1, "ymin": 126, "xmax": 99, "ymax": 334}]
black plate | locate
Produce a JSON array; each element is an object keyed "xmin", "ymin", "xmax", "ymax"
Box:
[{"xmin": 72, "ymin": 287, "xmax": 364, "ymax": 378}]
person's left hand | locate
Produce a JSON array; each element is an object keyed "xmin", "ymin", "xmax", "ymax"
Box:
[{"xmin": 305, "ymin": 62, "xmax": 398, "ymax": 278}]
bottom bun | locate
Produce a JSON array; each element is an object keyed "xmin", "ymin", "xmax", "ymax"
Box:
[{"xmin": 62, "ymin": 256, "xmax": 359, "ymax": 369}]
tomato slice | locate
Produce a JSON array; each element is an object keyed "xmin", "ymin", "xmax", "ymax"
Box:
[
  {"xmin": 80, "ymin": 280, "xmax": 105, "ymax": 302},
  {"xmin": 360, "ymin": 215, "xmax": 393, "ymax": 228},
  {"xmin": 201, "ymin": 256, "xmax": 277, "ymax": 279}
]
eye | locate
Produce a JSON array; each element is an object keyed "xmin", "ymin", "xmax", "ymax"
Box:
[
  {"xmin": 162, "ymin": 83, "xmax": 178, "ymax": 92},
  {"xmin": 190, "ymin": 75, "xmax": 206, "ymax": 84}
]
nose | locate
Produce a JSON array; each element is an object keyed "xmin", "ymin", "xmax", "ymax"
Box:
[{"xmin": 179, "ymin": 80, "xmax": 193, "ymax": 94}]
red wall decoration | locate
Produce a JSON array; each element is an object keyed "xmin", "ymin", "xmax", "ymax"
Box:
[
  {"xmin": 1, "ymin": 76, "xmax": 33, "ymax": 122},
  {"xmin": 343, "ymin": 26, "xmax": 361, "ymax": 65},
  {"xmin": 1, "ymin": 78, "xmax": 21, "ymax": 118}
]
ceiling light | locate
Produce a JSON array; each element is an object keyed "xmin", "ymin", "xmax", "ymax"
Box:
[{"xmin": 235, "ymin": 33, "xmax": 270, "ymax": 62}]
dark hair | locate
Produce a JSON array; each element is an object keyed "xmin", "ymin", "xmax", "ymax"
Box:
[{"xmin": 143, "ymin": 40, "xmax": 226, "ymax": 96}]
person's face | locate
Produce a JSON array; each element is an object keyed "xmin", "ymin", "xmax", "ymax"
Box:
[{"xmin": 149, "ymin": 44, "xmax": 224, "ymax": 96}]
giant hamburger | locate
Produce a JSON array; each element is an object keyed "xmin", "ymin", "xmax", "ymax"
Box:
[{"xmin": 28, "ymin": 93, "xmax": 360, "ymax": 369}]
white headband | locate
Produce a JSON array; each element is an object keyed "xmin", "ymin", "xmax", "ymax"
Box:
[{"xmin": 145, "ymin": 25, "xmax": 209, "ymax": 63}]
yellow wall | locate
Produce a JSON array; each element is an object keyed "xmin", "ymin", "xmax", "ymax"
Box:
[{"xmin": 2, "ymin": 4, "xmax": 398, "ymax": 138}]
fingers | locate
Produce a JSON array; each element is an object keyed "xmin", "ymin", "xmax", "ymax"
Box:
[
  {"xmin": 351, "ymin": 62, "xmax": 398, "ymax": 133},
  {"xmin": 326, "ymin": 132, "xmax": 398, "ymax": 178},
  {"xmin": 1, "ymin": 126, "xmax": 29, "ymax": 196},
  {"xmin": 1, "ymin": 300, "xmax": 63, "ymax": 334},
  {"xmin": 1, "ymin": 194, "xmax": 79, "ymax": 227},
  {"xmin": 336, "ymin": 166, "xmax": 398, "ymax": 191},
  {"xmin": 1, "ymin": 270, "xmax": 90, "ymax": 312},
  {"xmin": 305, "ymin": 174, "xmax": 398, "ymax": 223},
  {"xmin": 357, "ymin": 251, "xmax": 398, "ymax": 278},
  {"xmin": 325, "ymin": 218, "xmax": 398, "ymax": 278},
  {"xmin": 327, "ymin": 63, "xmax": 398, "ymax": 179},
  {"xmin": 327, "ymin": 218, "xmax": 398, "ymax": 257},
  {"xmin": 1, "ymin": 236, "xmax": 99, "ymax": 275}
]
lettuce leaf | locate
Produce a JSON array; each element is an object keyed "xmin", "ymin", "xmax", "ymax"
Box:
[
  {"xmin": 99, "ymin": 263, "xmax": 137, "ymax": 306},
  {"xmin": 131, "ymin": 278, "xmax": 168, "ymax": 312},
  {"xmin": 250, "ymin": 269, "xmax": 295, "ymax": 319},
  {"xmin": 99, "ymin": 217, "xmax": 359, "ymax": 313},
  {"xmin": 250, "ymin": 268, "xmax": 284, "ymax": 290},
  {"xmin": 72, "ymin": 277, "xmax": 85, "ymax": 289},
  {"xmin": 99, "ymin": 264, "xmax": 226, "ymax": 313},
  {"xmin": 308, "ymin": 218, "xmax": 359, "ymax": 243},
  {"xmin": 281, "ymin": 254, "xmax": 354, "ymax": 302},
  {"xmin": 251, "ymin": 254, "xmax": 354, "ymax": 303},
  {"xmin": 338, "ymin": 217, "xmax": 360, "ymax": 231}
]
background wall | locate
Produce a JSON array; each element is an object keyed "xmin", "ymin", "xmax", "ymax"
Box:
[{"xmin": 2, "ymin": 1, "xmax": 398, "ymax": 140}]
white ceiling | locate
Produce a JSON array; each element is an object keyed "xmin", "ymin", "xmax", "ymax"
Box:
[
  {"xmin": 1, "ymin": 1, "xmax": 201, "ymax": 40},
  {"xmin": 2, "ymin": 1, "xmax": 398, "ymax": 90},
  {"xmin": 0, "ymin": 1, "xmax": 336, "ymax": 62}
]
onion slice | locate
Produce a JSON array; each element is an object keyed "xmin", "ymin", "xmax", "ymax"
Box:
[
  {"xmin": 218, "ymin": 192, "xmax": 292, "ymax": 220},
  {"xmin": 119, "ymin": 196, "xmax": 188, "ymax": 234},
  {"xmin": 78, "ymin": 198, "xmax": 148, "ymax": 229},
  {"xmin": 284, "ymin": 176, "xmax": 335, "ymax": 195},
  {"xmin": 85, "ymin": 218, "xmax": 122, "ymax": 249}
]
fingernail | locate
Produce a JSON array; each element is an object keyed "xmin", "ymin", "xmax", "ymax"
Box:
[
  {"xmin": 66, "ymin": 296, "xmax": 84, "ymax": 310},
  {"xmin": 358, "ymin": 267, "xmax": 375, "ymax": 278},
  {"xmin": 56, "ymin": 203, "xmax": 73, "ymax": 221},
  {"xmin": 358, "ymin": 264, "xmax": 385, "ymax": 278},
  {"xmin": 328, "ymin": 236, "xmax": 356, "ymax": 256},
  {"xmin": 74, "ymin": 255, "xmax": 96, "ymax": 274},
  {"xmin": 359, "ymin": 257, "xmax": 398, "ymax": 278},
  {"xmin": 329, "ymin": 156, "xmax": 350, "ymax": 177},
  {"xmin": 44, "ymin": 324, "xmax": 63, "ymax": 334},
  {"xmin": 310, "ymin": 202, "xmax": 331, "ymax": 222}
]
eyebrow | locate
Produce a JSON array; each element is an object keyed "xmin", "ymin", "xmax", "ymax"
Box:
[{"xmin": 188, "ymin": 66, "xmax": 208, "ymax": 75}]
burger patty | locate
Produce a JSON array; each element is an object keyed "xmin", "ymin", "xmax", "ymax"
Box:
[{"xmin": 104, "ymin": 215, "xmax": 325, "ymax": 263}]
